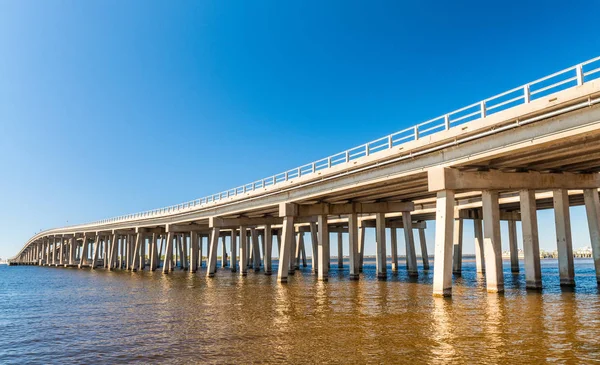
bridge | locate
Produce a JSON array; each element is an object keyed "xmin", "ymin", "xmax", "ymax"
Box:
[{"xmin": 10, "ymin": 56, "xmax": 600, "ymax": 297}]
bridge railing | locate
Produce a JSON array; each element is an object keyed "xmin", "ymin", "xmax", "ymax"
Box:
[{"xmin": 46, "ymin": 56, "xmax": 600, "ymax": 229}]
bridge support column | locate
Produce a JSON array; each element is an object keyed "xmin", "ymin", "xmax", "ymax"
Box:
[
  {"xmin": 277, "ymin": 217, "xmax": 295, "ymax": 283},
  {"xmin": 390, "ymin": 228, "xmax": 398, "ymax": 272},
  {"xmin": 348, "ymin": 213, "xmax": 360, "ymax": 280},
  {"xmin": 230, "ymin": 230, "xmax": 237, "ymax": 273},
  {"xmin": 78, "ymin": 236, "xmax": 89, "ymax": 268},
  {"xmin": 473, "ymin": 219, "xmax": 485, "ymax": 273},
  {"xmin": 68, "ymin": 237, "xmax": 75, "ymax": 266},
  {"xmin": 310, "ymin": 222, "xmax": 318, "ymax": 273},
  {"xmin": 508, "ymin": 220, "xmax": 519, "ymax": 273},
  {"xmin": 239, "ymin": 226, "xmax": 248, "ymax": 276},
  {"xmin": 418, "ymin": 227, "xmax": 430, "ymax": 270},
  {"xmin": 59, "ymin": 237, "xmax": 64, "ymax": 266},
  {"xmin": 584, "ymin": 189, "xmax": 600, "ymax": 284},
  {"xmin": 189, "ymin": 231, "xmax": 198, "ymax": 273},
  {"xmin": 317, "ymin": 214, "xmax": 329, "ymax": 281},
  {"xmin": 337, "ymin": 230, "xmax": 343, "ymax": 269},
  {"xmin": 221, "ymin": 235, "xmax": 227, "ymax": 268},
  {"xmin": 452, "ymin": 218, "xmax": 463, "ymax": 275},
  {"xmin": 433, "ymin": 190, "xmax": 455, "ymax": 297},
  {"xmin": 403, "ymin": 212, "xmax": 418, "ymax": 276},
  {"xmin": 162, "ymin": 233, "xmax": 173, "ymax": 273},
  {"xmin": 207, "ymin": 228, "xmax": 221, "ymax": 277},
  {"xmin": 288, "ymin": 229, "xmax": 296, "ymax": 274},
  {"xmin": 553, "ymin": 189, "xmax": 575, "ymax": 286},
  {"xmin": 521, "ymin": 190, "xmax": 542, "ymax": 289},
  {"xmin": 92, "ymin": 235, "xmax": 102, "ymax": 269},
  {"xmin": 358, "ymin": 224, "xmax": 365, "ymax": 272},
  {"xmin": 131, "ymin": 233, "xmax": 142, "ymax": 271},
  {"xmin": 375, "ymin": 212, "xmax": 387, "ymax": 280},
  {"xmin": 251, "ymin": 228, "xmax": 261, "ymax": 272},
  {"xmin": 483, "ymin": 190, "xmax": 504, "ymax": 293},
  {"xmin": 264, "ymin": 225, "xmax": 273, "ymax": 275}
]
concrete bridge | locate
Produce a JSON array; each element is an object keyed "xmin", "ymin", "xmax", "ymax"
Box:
[{"xmin": 10, "ymin": 56, "xmax": 600, "ymax": 297}]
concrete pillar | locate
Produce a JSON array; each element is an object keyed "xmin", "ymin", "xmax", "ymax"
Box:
[
  {"xmin": 403, "ymin": 213, "xmax": 418, "ymax": 276},
  {"xmin": 508, "ymin": 220, "xmax": 519, "ymax": 273},
  {"xmin": 482, "ymin": 190, "xmax": 504, "ymax": 293},
  {"xmin": 310, "ymin": 222, "xmax": 318, "ymax": 273},
  {"xmin": 230, "ymin": 230, "xmax": 238, "ymax": 273},
  {"xmin": 109, "ymin": 234, "xmax": 118, "ymax": 271},
  {"xmin": 221, "ymin": 235, "xmax": 227, "ymax": 268},
  {"xmin": 239, "ymin": 226, "xmax": 248, "ymax": 276},
  {"xmin": 131, "ymin": 233, "xmax": 142, "ymax": 271},
  {"xmin": 198, "ymin": 235, "xmax": 208, "ymax": 267},
  {"xmin": 264, "ymin": 225, "xmax": 273, "ymax": 275},
  {"xmin": 375, "ymin": 212, "xmax": 387, "ymax": 280},
  {"xmin": 296, "ymin": 232, "xmax": 307, "ymax": 268},
  {"xmin": 207, "ymin": 228, "xmax": 221, "ymax": 277},
  {"xmin": 583, "ymin": 189, "xmax": 600, "ymax": 284},
  {"xmin": 51, "ymin": 237, "xmax": 57, "ymax": 265},
  {"xmin": 140, "ymin": 236, "xmax": 146, "ymax": 270},
  {"xmin": 277, "ymin": 217, "xmax": 295, "ymax": 283},
  {"xmin": 189, "ymin": 231, "xmax": 198, "ymax": 273},
  {"xmin": 277, "ymin": 231, "xmax": 282, "ymax": 256},
  {"xmin": 79, "ymin": 236, "xmax": 89, "ymax": 268},
  {"xmin": 390, "ymin": 228, "xmax": 398, "ymax": 272},
  {"xmin": 162, "ymin": 232, "xmax": 174, "ymax": 273},
  {"xmin": 251, "ymin": 228, "xmax": 261, "ymax": 272},
  {"xmin": 317, "ymin": 215, "xmax": 330, "ymax": 280},
  {"xmin": 337, "ymin": 230, "xmax": 343, "ymax": 268},
  {"xmin": 59, "ymin": 237, "xmax": 64, "ymax": 265},
  {"xmin": 433, "ymin": 190, "xmax": 455, "ymax": 297},
  {"xmin": 452, "ymin": 218, "xmax": 463, "ymax": 275},
  {"xmin": 520, "ymin": 189, "xmax": 542, "ymax": 289},
  {"xmin": 348, "ymin": 213, "xmax": 360, "ymax": 280},
  {"xmin": 418, "ymin": 227, "xmax": 430, "ymax": 270},
  {"xmin": 289, "ymin": 229, "xmax": 297, "ymax": 274},
  {"xmin": 473, "ymin": 219, "xmax": 485, "ymax": 273},
  {"xmin": 104, "ymin": 236, "xmax": 109, "ymax": 268},
  {"xmin": 553, "ymin": 189, "xmax": 575, "ymax": 286},
  {"xmin": 69, "ymin": 237, "xmax": 76, "ymax": 266},
  {"xmin": 358, "ymin": 224, "xmax": 365, "ymax": 273}
]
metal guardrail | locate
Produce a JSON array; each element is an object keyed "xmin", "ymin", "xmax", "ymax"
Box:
[{"xmin": 40, "ymin": 56, "xmax": 600, "ymax": 229}]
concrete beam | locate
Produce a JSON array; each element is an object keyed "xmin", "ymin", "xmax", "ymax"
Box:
[
  {"xmin": 279, "ymin": 201, "xmax": 414, "ymax": 217},
  {"xmin": 428, "ymin": 168, "xmax": 600, "ymax": 192},
  {"xmin": 165, "ymin": 223, "xmax": 207, "ymax": 233}
]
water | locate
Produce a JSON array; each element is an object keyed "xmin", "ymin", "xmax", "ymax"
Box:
[{"xmin": 1, "ymin": 258, "xmax": 600, "ymax": 364}]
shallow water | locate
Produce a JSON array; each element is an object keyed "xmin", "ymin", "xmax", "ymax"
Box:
[{"xmin": 1, "ymin": 258, "xmax": 599, "ymax": 364}]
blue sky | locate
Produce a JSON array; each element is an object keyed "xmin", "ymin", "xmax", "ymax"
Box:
[{"xmin": 1, "ymin": 0, "xmax": 599, "ymax": 259}]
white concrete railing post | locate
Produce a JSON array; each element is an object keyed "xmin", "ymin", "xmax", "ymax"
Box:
[
  {"xmin": 576, "ymin": 64, "xmax": 584, "ymax": 86},
  {"xmin": 524, "ymin": 84, "xmax": 531, "ymax": 103}
]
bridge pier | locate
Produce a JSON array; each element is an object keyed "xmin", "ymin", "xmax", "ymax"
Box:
[
  {"xmin": 482, "ymin": 190, "xmax": 504, "ymax": 293},
  {"xmin": 337, "ymin": 230, "xmax": 343, "ymax": 269},
  {"xmin": 375, "ymin": 212, "xmax": 387, "ymax": 280},
  {"xmin": 239, "ymin": 226, "xmax": 248, "ymax": 276},
  {"xmin": 264, "ymin": 225, "xmax": 273, "ymax": 275},
  {"xmin": 473, "ymin": 219, "xmax": 484, "ymax": 274},
  {"xmin": 348, "ymin": 213, "xmax": 360, "ymax": 280},
  {"xmin": 508, "ymin": 220, "xmax": 519, "ymax": 273},
  {"xmin": 231, "ymin": 229, "xmax": 238, "ymax": 273},
  {"xmin": 452, "ymin": 218, "xmax": 463, "ymax": 275},
  {"xmin": 277, "ymin": 218, "xmax": 294, "ymax": 283},
  {"xmin": 403, "ymin": 212, "xmax": 418, "ymax": 277},
  {"xmin": 418, "ymin": 227, "xmax": 430, "ymax": 271},
  {"xmin": 310, "ymin": 223, "xmax": 318, "ymax": 273},
  {"xmin": 221, "ymin": 235, "xmax": 227, "ymax": 268},
  {"xmin": 520, "ymin": 190, "xmax": 542, "ymax": 290},
  {"xmin": 584, "ymin": 189, "xmax": 600, "ymax": 284},
  {"xmin": 207, "ymin": 228, "xmax": 220, "ymax": 277},
  {"xmin": 317, "ymin": 214, "xmax": 329, "ymax": 281},
  {"xmin": 390, "ymin": 228, "xmax": 398, "ymax": 272},
  {"xmin": 433, "ymin": 190, "xmax": 455, "ymax": 297},
  {"xmin": 251, "ymin": 228, "xmax": 261, "ymax": 272},
  {"xmin": 553, "ymin": 189, "xmax": 575, "ymax": 286}
]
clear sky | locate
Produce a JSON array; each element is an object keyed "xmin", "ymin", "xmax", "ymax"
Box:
[{"xmin": 1, "ymin": 0, "xmax": 599, "ymax": 259}]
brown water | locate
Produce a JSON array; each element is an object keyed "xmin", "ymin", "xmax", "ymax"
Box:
[{"xmin": 1, "ymin": 258, "xmax": 600, "ymax": 364}]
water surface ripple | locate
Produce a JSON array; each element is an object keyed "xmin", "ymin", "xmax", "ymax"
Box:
[{"xmin": 1, "ymin": 259, "xmax": 599, "ymax": 364}]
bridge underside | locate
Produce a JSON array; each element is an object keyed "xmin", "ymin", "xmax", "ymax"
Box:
[{"xmin": 11, "ymin": 81, "xmax": 600, "ymax": 297}]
